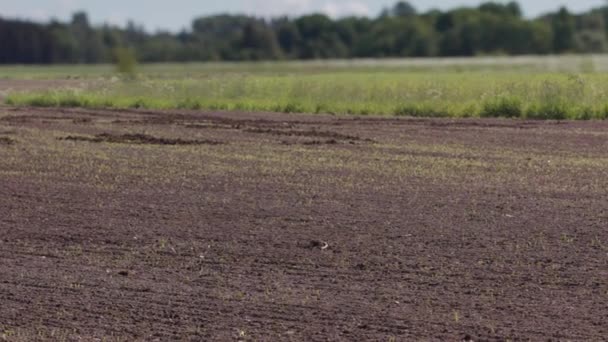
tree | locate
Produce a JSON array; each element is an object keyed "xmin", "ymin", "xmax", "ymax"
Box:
[
  {"xmin": 240, "ymin": 20, "xmax": 282, "ymax": 60},
  {"xmin": 552, "ymin": 7, "xmax": 576, "ymax": 53},
  {"xmin": 2, "ymin": 2, "xmax": 608, "ymax": 64},
  {"xmin": 381, "ymin": 1, "xmax": 417, "ymax": 17},
  {"xmin": 295, "ymin": 14, "xmax": 347, "ymax": 59},
  {"xmin": 393, "ymin": 1, "xmax": 417, "ymax": 17},
  {"xmin": 479, "ymin": 2, "xmax": 522, "ymax": 17},
  {"xmin": 275, "ymin": 19, "xmax": 302, "ymax": 57}
]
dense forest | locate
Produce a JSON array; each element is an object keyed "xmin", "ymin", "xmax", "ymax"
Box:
[{"xmin": 2, "ymin": 1, "xmax": 608, "ymax": 64}]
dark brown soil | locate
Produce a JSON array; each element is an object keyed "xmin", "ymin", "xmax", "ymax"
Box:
[
  {"xmin": 300, "ymin": 139, "xmax": 339, "ymax": 145},
  {"xmin": 60, "ymin": 133, "xmax": 224, "ymax": 146},
  {"xmin": 0, "ymin": 136, "xmax": 14, "ymax": 145},
  {"xmin": 1, "ymin": 106, "xmax": 608, "ymax": 341},
  {"xmin": 243, "ymin": 127, "xmax": 371, "ymax": 143}
]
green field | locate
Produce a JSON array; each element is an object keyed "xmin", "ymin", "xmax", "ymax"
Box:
[{"xmin": 4, "ymin": 55, "xmax": 608, "ymax": 119}]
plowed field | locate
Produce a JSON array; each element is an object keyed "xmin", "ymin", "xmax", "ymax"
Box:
[{"xmin": 1, "ymin": 105, "xmax": 607, "ymax": 340}]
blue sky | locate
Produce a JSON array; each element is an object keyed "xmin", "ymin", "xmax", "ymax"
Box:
[{"xmin": 1, "ymin": 0, "xmax": 606, "ymax": 32}]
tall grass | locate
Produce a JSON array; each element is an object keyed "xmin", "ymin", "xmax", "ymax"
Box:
[
  {"xmin": 3, "ymin": 55, "xmax": 608, "ymax": 79},
  {"xmin": 7, "ymin": 70, "xmax": 608, "ymax": 119},
  {"xmin": 4, "ymin": 57, "xmax": 608, "ymax": 119}
]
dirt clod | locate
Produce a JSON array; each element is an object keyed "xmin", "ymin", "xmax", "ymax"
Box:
[
  {"xmin": 305, "ymin": 240, "xmax": 329, "ymax": 250},
  {"xmin": 0, "ymin": 137, "xmax": 15, "ymax": 145}
]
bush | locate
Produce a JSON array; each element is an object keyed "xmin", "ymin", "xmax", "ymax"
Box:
[
  {"xmin": 597, "ymin": 106, "xmax": 608, "ymax": 120},
  {"xmin": 28, "ymin": 95, "xmax": 59, "ymax": 107},
  {"xmin": 525, "ymin": 102, "xmax": 569, "ymax": 120},
  {"xmin": 394, "ymin": 104, "xmax": 448, "ymax": 117},
  {"xmin": 129, "ymin": 98, "xmax": 147, "ymax": 109},
  {"xmin": 177, "ymin": 98, "xmax": 202, "ymax": 110},
  {"xmin": 281, "ymin": 102, "xmax": 306, "ymax": 113},
  {"xmin": 58, "ymin": 96, "xmax": 85, "ymax": 107},
  {"xmin": 113, "ymin": 48, "xmax": 138, "ymax": 76},
  {"xmin": 573, "ymin": 106, "xmax": 594, "ymax": 120},
  {"xmin": 480, "ymin": 97, "xmax": 523, "ymax": 118}
]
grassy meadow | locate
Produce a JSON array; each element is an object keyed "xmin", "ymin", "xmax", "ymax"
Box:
[{"xmin": 4, "ymin": 55, "xmax": 608, "ymax": 119}]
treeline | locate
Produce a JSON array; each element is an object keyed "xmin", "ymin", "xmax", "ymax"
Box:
[{"xmin": 2, "ymin": 1, "xmax": 608, "ymax": 64}]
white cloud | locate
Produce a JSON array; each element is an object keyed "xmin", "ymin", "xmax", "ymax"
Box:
[
  {"xmin": 58, "ymin": 0, "xmax": 78, "ymax": 9},
  {"xmin": 322, "ymin": 1, "xmax": 370, "ymax": 18},
  {"xmin": 0, "ymin": 8, "xmax": 50, "ymax": 22},
  {"xmin": 0, "ymin": 0, "xmax": 77, "ymax": 22},
  {"xmin": 241, "ymin": 0, "xmax": 314, "ymax": 17},
  {"xmin": 29, "ymin": 9, "xmax": 50, "ymax": 21},
  {"xmin": 240, "ymin": 0, "xmax": 370, "ymax": 18},
  {"xmin": 106, "ymin": 12, "xmax": 129, "ymax": 26}
]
